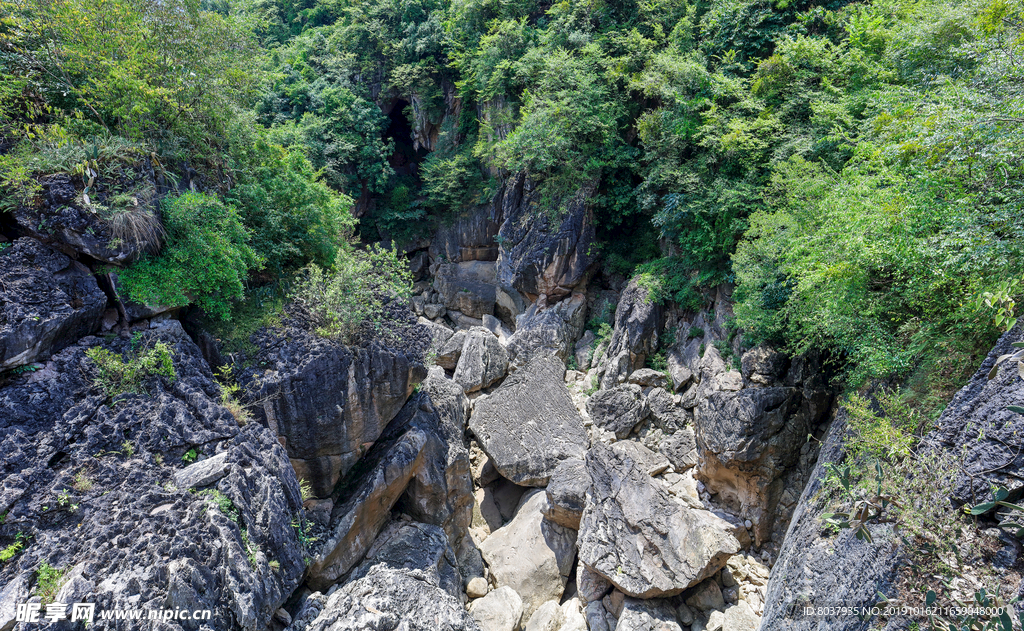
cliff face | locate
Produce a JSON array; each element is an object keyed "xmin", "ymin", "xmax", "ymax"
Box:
[{"xmin": 760, "ymin": 325, "xmax": 1024, "ymax": 631}]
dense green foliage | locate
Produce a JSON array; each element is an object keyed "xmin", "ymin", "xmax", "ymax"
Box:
[
  {"xmin": 119, "ymin": 193, "xmax": 260, "ymax": 319},
  {"xmin": 2, "ymin": 0, "xmax": 1022, "ymax": 384}
]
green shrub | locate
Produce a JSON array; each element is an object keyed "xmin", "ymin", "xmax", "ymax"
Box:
[
  {"xmin": 85, "ymin": 340, "xmax": 176, "ymax": 398},
  {"xmin": 119, "ymin": 192, "xmax": 261, "ymax": 320},
  {"xmin": 291, "ymin": 244, "xmax": 413, "ymax": 343},
  {"xmin": 226, "ymin": 139, "xmax": 354, "ymax": 274}
]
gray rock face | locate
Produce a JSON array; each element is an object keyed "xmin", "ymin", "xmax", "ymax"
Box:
[
  {"xmin": 0, "ymin": 238, "xmax": 106, "ymax": 370},
  {"xmin": 435, "ymin": 262, "xmax": 498, "ymax": 319},
  {"xmin": 505, "ymin": 293, "xmax": 587, "ymax": 372},
  {"xmin": 348, "ymin": 521, "xmax": 462, "ymax": 599},
  {"xmin": 646, "ymin": 387, "xmax": 690, "ymax": 434},
  {"xmin": 297, "ymin": 564, "xmax": 479, "ymax": 631},
  {"xmin": 0, "ymin": 326, "xmax": 306, "ymax": 631},
  {"xmin": 758, "ymin": 414, "xmax": 903, "ymax": 631},
  {"xmin": 495, "ymin": 173, "xmax": 598, "ymax": 301},
  {"xmin": 598, "ymin": 278, "xmax": 664, "ymax": 389},
  {"xmin": 480, "ymin": 490, "xmax": 577, "ymax": 622},
  {"xmin": 578, "ymin": 442, "xmax": 740, "ymax": 599},
  {"xmin": 543, "ymin": 458, "xmax": 591, "ymax": 529},
  {"xmin": 453, "ymin": 327, "xmax": 509, "ymax": 392},
  {"xmin": 173, "ymin": 451, "xmax": 230, "ymax": 489},
  {"xmin": 11, "ymin": 172, "xmax": 162, "ymax": 265},
  {"xmin": 586, "ymin": 384, "xmax": 650, "ymax": 439},
  {"xmin": 740, "ymin": 346, "xmax": 788, "ymax": 386},
  {"xmin": 925, "ymin": 324, "xmax": 1024, "ymax": 503},
  {"xmin": 469, "ymin": 354, "xmax": 588, "ymax": 486},
  {"xmin": 469, "ymin": 586, "xmax": 523, "ymax": 631},
  {"xmin": 436, "ymin": 329, "xmax": 468, "ymax": 370},
  {"xmin": 615, "ymin": 598, "xmax": 683, "ymax": 631},
  {"xmin": 694, "ymin": 386, "xmax": 830, "ymax": 545},
  {"xmin": 658, "ymin": 427, "xmax": 698, "ymax": 472},
  {"xmin": 628, "ymin": 368, "xmax": 669, "ymax": 389},
  {"xmin": 431, "ymin": 204, "xmax": 503, "ymax": 264},
  {"xmin": 761, "ymin": 326, "xmax": 1024, "ymax": 631},
  {"xmin": 240, "ymin": 309, "xmax": 429, "ymax": 498},
  {"xmin": 307, "ymin": 389, "xmax": 472, "ymax": 590}
]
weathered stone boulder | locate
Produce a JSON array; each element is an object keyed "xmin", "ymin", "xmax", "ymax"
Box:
[
  {"xmin": 480, "ymin": 490, "xmax": 577, "ymax": 622},
  {"xmin": 469, "ymin": 586, "xmax": 522, "ymax": 631},
  {"xmin": 294, "ymin": 564, "xmax": 479, "ymax": 631},
  {"xmin": 453, "ymin": 327, "xmax": 509, "ymax": 392},
  {"xmin": 586, "ymin": 384, "xmax": 650, "ymax": 439},
  {"xmin": 469, "ymin": 354, "xmax": 588, "ymax": 486},
  {"xmin": 598, "ymin": 279, "xmax": 664, "ymax": 389},
  {"xmin": 542, "ymin": 458, "xmax": 590, "ymax": 529},
  {"xmin": 0, "ymin": 326, "xmax": 305, "ymax": 631},
  {"xmin": 740, "ymin": 345, "xmax": 788, "ymax": 387},
  {"xmin": 578, "ymin": 442, "xmax": 740, "ymax": 599},
  {"xmin": 658, "ymin": 427, "xmax": 698, "ymax": 472},
  {"xmin": 646, "ymin": 387, "xmax": 690, "ymax": 434},
  {"xmin": 307, "ymin": 389, "xmax": 471, "ymax": 590},
  {"xmin": 495, "ymin": 173, "xmax": 597, "ymax": 302},
  {"xmin": 435, "ymin": 262, "xmax": 498, "ymax": 319},
  {"xmin": 0, "ymin": 237, "xmax": 106, "ymax": 370},
  {"xmin": 524, "ymin": 600, "xmax": 563, "ymax": 631},
  {"xmin": 628, "ymin": 368, "xmax": 669, "ymax": 388},
  {"xmin": 436, "ymin": 329, "xmax": 468, "ymax": 370},
  {"xmin": 431, "ymin": 204, "xmax": 503, "ymax": 264},
  {"xmin": 694, "ymin": 385, "xmax": 831, "ymax": 545},
  {"xmin": 348, "ymin": 521, "xmax": 462, "ymax": 599},
  {"xmin": 11, "ymin": 172, "xmax": 162, "ymax": 265},
  {"xmin": 505, "ymin": 293, "xmax": 587, "ymax": 371},
  {"xmin": 615, "ymin": 598, "xmax": 683, "ymax": 631},
  {"xmin": 239, "ymin": 308, "xmax": 429, "ymax": 498}
]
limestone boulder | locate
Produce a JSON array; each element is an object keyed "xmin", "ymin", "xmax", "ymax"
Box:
[
  {"xmin": 694, "ymin": 385, "xmax": 831, "ymax": 545},
  {"xmin": 505, "ymin": 293, "xmax": 587, "ymax": 371},
  {"xmin": 469, "ymin": 586, "xmax": 523, "ymax": 631},
  {"xmin": 578, "ymin": 442, "xmax": 740, "ymax": 599},
  {"xmin": 542, "ymin": 458, "xmax": 590, "ymax": 529},
  {"xmin": 586, "ymin": 384, "xmax": 650, "ymax": 439},
  {"xmin": 0, "ymin": 238, "xmax": 106, "ymax": 370},
  {"xmin": 453, "ymin": 327, "xmax": 509, "ymax": 392},
  {"xmin": 469, "ymin": 354, "xmax": 588, "ymax": 486},
  {"xmin": 480, "ymin": 490, "xmax": 577, "ymax": 622},
  {"xmin": 614, "ymin": 598, "xmax": 683, "ymax": 631},
  {"xmin": 597, "ymin": 278, "xmax": 664, "ymax": 389},
  {"xmin": 240, "ymin": 307, "xmax": 429, "ymax": 498}
]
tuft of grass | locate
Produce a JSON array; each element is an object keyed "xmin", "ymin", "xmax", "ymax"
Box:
[
  {"xmin": 299, "ymin": 478, "xmax": 314, "ymax": 502},
  {"xmin": 35, "ymin": 562, "xmax": 68, "ymax": 604},
  {"xmin": 72, "ymin": 470, "xmax": 93, "ymax": 492},
  {"xmin": 216, "ymin": 365, "xmax": 252, "ymax": 426},
  {"xmin": 86, "ymin": 340, "xmax": 176, "ymax": 399}
]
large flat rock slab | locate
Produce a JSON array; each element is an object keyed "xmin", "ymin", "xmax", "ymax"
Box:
[{"xmin": 469, "ymin": 354, "xmax": 588, "ymax": 486}]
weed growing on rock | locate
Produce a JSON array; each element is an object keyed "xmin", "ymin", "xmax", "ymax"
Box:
[
  {"xmin": 72, "ymin": 470, "xmax": 93, "ymax": 492},
  {"xmin": 35, "ymin": 562, "xmax": 67, "ymax": 604},
  {"xmin": 299, "ymin": 479, "xmax": 314, "ymax": 502},
  {"xmin": 86, "ymin": 340, "xmax": 175, "ymax": 399},
  {"xmin": 0, "ymin": 533, "xmax": 27, "ymax": 564},
  {"xmin": 216, "ymin": 365, "xmax": 252, "ymax": 426},
  {"xmin": 182, "ymin": 449, "xmax": 198, "ymax": 463}
]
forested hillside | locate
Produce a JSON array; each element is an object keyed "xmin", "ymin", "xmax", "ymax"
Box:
[{"xmin": 3, "ymin": 0, "xmax": 1022, "ymax": 397}]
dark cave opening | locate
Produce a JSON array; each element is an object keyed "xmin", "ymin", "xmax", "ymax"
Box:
[{"xmin": 384, "ymin": 99, "xmax": 428, "ymax": 178}]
